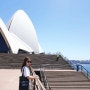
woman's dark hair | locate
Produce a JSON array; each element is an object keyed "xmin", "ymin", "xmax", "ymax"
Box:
[{"xmin": 21, "ymin": 57, "xmax": 31, "ymax": 72}]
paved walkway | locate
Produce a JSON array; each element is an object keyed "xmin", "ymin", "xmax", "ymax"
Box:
[{"xmin": 0, "ymin": 69, "xmax": 21, "ymax": 90}]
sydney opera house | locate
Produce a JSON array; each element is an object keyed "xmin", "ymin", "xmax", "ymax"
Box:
[{"xmin": 0, "ymin": 10, "xmax": 43, "ymax": 54}]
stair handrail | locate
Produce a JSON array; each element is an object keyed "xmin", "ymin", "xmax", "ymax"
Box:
[
  {"xmin": 79, "ymin": 64, "xmax": 90, "ymax": 80},
  {"xmin": 31, "ymin": 67, "xmax": 46, "ymax": 90},
  {"xmin": 42, "ymin": 66, "xmax": 51, "ymax": 90},
  {"xmin": 67, "ymin": 61, "xmax": 90, "ymax": 80}
]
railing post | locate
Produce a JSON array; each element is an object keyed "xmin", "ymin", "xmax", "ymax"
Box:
[
  {"xmin": 31, "ymin": 66, "xmax": 46, "ymax": 90},
  {"xmin": 87, "ymin": 71, "xmax": 88, "ymax": 78}
]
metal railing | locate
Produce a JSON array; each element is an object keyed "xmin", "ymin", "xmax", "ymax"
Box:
[
  {"xmin": 79, "ymin": 65, "xmax": 90, "ymax": 79},
  {"xmin": 41, "ymin": 67, "xmax": 51, "ymax": 90},
  {"xmin": 31, "ymin": 62, "xmax": 90, "ymax": 90},
  {"xmin": 32, "ymin": 64, "xmax": 51, "ymax": 90},
  {"xmin": 40, "ymin": 63, "xmax": 74, "ymax": 90},
  {"xmin": 31, "ymin": 67, "xmax": 46, "ymax": 90},
  {"xmin": 67, "ymin": 61, "xmax": 90, "ymax": 80},
  {"xmin": 35, "ymin": 78, "xmax": 46, "ymax": 90}
]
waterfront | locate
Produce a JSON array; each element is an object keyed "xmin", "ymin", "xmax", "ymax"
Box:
[
  {"xmin": 70, "ymin": 60, "xmax": 90, "ymax": 72},
  {"xmin": 81, "ymin": 64, "xmax": 90, "ymax": 72}
]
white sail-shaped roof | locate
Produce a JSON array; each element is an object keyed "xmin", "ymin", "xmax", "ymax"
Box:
[
  {"xmin": 7, "ymin": 10, "xmax": 43, "ymax": 53},
  {"xmin": 0, "ymin": 18, "xmax": 33, "ymax": 53}
]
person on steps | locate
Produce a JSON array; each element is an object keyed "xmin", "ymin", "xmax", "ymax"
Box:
[
  {"xmin": 20, "ymin": 57, "xmax": 39, "ymax": 90},
  {"xmin": 56, "ymin": 54, "xmax": 60, "ymax": 61}
]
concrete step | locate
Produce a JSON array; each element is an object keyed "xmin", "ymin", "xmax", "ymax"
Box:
[
  {"xmin": 50, "ymin": 86, "xmax": 90, "ymax": 90},
  {"xmin": 45, "ymin": 71, "xmax": 90, "ymax": 90},
  {"xmin": 0, "ymin": 53, "xmax": 72, "ymax": 69}
]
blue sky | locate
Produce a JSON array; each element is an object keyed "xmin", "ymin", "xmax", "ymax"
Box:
[{"xmin": 0, "ymin": 0, "xmax": 90, "ymax": 60}]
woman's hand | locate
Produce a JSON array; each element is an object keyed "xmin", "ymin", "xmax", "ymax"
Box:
[
  {"xmin": 28, "ymin": 75, "xmax": 39, "ymax": 79},
  {"xmin": 34, "ymin": 75, "xmax": 39, "ymax": 79}
]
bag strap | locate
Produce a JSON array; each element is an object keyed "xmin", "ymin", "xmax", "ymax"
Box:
[{"xmin": 22, "ymin": 67, "xmax": 24, "ymax": 77}]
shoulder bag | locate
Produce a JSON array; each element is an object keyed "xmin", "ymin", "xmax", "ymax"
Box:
[{"xmin": 19, "ymin": 68, "xmax": 29, "ymax": 90}]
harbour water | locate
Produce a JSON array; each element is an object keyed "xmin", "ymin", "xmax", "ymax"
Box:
[
  {"xmin": 70, "ymin": 60, "xmax": 90, "ymax": 72},
  {"xmin": 81, "ymin": 64, "xmax": 90, "ymax": 72}
]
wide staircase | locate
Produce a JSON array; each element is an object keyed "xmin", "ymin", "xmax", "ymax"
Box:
[
  {"xmin": 44, "ymin": 70, "xmax": 90, "ymax": 90},
  {"xmin": 0, "ymin": 53, "xmax": 90, "ymax": 90},
  {"xmin": 0, "ymin": 53, "xmax": 71, "ymax": 69}
]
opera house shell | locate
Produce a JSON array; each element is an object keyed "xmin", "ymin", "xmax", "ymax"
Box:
[{"xmin": 0, "ymin": 10, "xmax": 43, "ymax": 54}]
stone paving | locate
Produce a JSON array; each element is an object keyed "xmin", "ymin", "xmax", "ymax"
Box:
[{"xmin": 0, "ymin": 69, "xmax": 21, "ymax": 90}]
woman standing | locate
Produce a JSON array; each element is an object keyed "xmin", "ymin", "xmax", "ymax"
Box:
[{"xmin": 20, "ymin": 57, "xmax": 38, "ymax": 90}]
